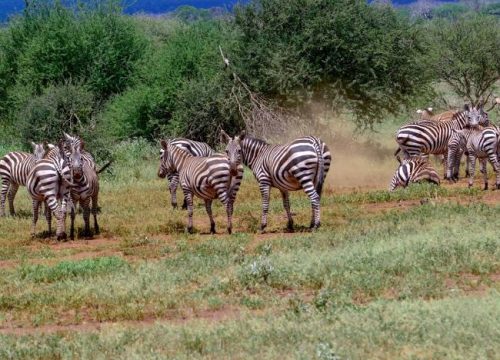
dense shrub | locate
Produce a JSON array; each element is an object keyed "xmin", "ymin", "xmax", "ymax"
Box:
[{"xmin": 233, "ymin": 0, "xmax": 433, "ymax": 126}]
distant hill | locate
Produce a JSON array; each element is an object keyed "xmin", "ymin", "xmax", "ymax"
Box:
[{"xmin": 0, "ymin": 0, "xmax": 460, "ymax": 22}]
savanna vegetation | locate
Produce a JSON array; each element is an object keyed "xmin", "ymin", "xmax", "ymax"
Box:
[{"xmin": 0, "ymin": 0, "xmax": 499, "ymax": 358}]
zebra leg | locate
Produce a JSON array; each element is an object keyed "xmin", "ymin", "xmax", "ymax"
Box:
[
  {"xmin": 31, "ymin": 200, "xmax": 40, "ymax": 237},
  {"xmin": 7, "ymin": 183, "xmax": 19, "ymax": 216},
  {"xmin": 184, "ymin": 190, "xmax": 194, "ymax": 234},
  {"xmin": 46, "ymin": 195, "xmax": 67, "ymax": 241},
  {"xmin": 0, "ymin": 178, "xmax": 10, "ymax": 217},
  {"xmin": 226, "ymin": 197, "xmax": 234, "ymax": 235},
  {"xmin": 81, "ymin": 198, "xmax": 91, "ymax": 237},
  {"xmin": 302, "ymin": 181, "xmax": 321, "ymax": 229},
  {"xmin": 258, "ymin": 182, "xmax": 271, "ymax": 232},
  {"xmin": 168, "ymin": 174, "xmax": 179, "ymax": 209},
  {"xmin": 487, "ymin": 151, "xmax": 500, "ymax": 190},
  {"xmin": 480, "ymin": 159, "xmax": 488, "ymax": 190},
  {"xmin": 44, "ymin": 201, "xmax": 52, "ymax": 236},
  {"xmin": 280, "ymin": 190, "xmax": 294, "ymax": 232},
  {"xmin": 92, "ymin": 194, "xmax": 99, "ymax": 235},
  {"xmin": 465, "ymin": 151, "xmax": 470, "ymax": 177},
  {"xmin": 204, "ymin": 199, "xmax": 216, "ymax": 234},
  {"xmin": 468, "ymin": 155, "xmax": 476, "ymax": 188},
  {"xmin": 70, "ymin": 204, "xmax": 76, "ymax": 240}
]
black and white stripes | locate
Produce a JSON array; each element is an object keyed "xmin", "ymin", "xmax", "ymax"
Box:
[
  {"xmin": 0, "ymin": 142, "xmax": 48, "ymax": 217},
  {"xmin": 221, "ymin": 131, "xmax": 331, "ymax": 231},
  {"xmin": 158, "ymin": 139, "xmax": 242, "ymax": 234},
  {"xmin": 389, "ymin": 157, "xmax": 440, "ymax": 191},
  {"xmin": 162, "ymin": 138, "xmax": 214, "ymax": 209}
]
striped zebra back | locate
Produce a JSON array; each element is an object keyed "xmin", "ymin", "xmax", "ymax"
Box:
[
  {"xmin": 0, "ymin": 142, "xmax": 47, "ymax": 186},
  {"xmin": 169, "ymin": 138, "xmax": 214, "ymax": 157},
  {"xmin": 389, "ymin": 157, "xmax": 440, "ymax": 191}
]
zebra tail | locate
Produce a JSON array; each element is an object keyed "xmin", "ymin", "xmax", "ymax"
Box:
[{"xmin": 313, "ymin": 138, "xmax": 325, "ymax": 197}]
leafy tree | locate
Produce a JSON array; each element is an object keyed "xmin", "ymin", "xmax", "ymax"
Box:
[
  {"xmin": 233, "ymin": 0, "xmax": 432, "ymax": 126},
  {"xmin": 428, "ymin": 14, "xmax": 500, "ymax": 103},
  {"xmin": 431, "ymin": 4, "xmax": 469, "ymax": 19}
]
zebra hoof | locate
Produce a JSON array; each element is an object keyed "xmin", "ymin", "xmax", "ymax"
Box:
[
  {"xmin": 57, "ymin": 232, "xmax": 67, "ymax": 241},
  {"xmin": 484, "ymin": 184, "xmax": 489, "ymax": 191},
  {"xmin": 227, "ymin": 227, "xmax": 232, "ymax": 235},
  {"xmin": 171, "ymin": 204, "xmax": 178, "ymax": 210},
  {"xmin": 496, "ymin": 184, "xmax": 500, "ymax": 190},
  {"xmin": 186, "ymin": 227, "xmax": 193, "ymax": 234}
]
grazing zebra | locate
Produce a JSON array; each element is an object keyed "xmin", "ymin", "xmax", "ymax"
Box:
[
  {"xmin": 0, "ymin": 142, "xmax": 50, "ymax": 217},
  {"xmin": 395, "ymin": 104, "xmax": 489, "ymax": 178},
  {"xmin": 221, "ymin": 130, "xmax": 331, "ymax": 231},
  {"xmin": 158, "ymin": 140, "xmax": 243, "ymax": 234},
  {"xmin": 448, "ymin": 127, "xmax": 500, "ymax": 190},
  {"xmin": 389, "ymin": 157, "xmax": 440, "ymax": 191},
  {"xmin": 27, "ymin": 142, "xmax": 81, "ymax": 240},
  {"xmin": 63, "ymin": 133, "xmax": 100, "ymax": 239},
  {"xmin": 160, "ymin": 138, "xmax": 215, "ymax": 209}
]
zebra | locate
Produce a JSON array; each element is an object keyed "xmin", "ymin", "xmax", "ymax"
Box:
[
  {"xmin": 0, "ymin": 142, "xmax": 51, "ymax": 217},
  {"xmin": 158, "ymin": 140, "xmax": 243, "ymax": 234},
  {"xmin": 221, "ymin": 130, "xmax": 331, "ymax": 231},
  {"xmin": 389, "ymin": 157, "xmax": 440, "ymax": 191},
  {"xmin": 63, "ymin": 133, "xmax": 101, "ymax": 239},
  {"xmin": 395, "ymin": 104, "xmax": 489, "ymax": 179},
  {"xmin": 27, "ymin": 141, "xmax": 82, "ymax": 240},
  {"xmin": 160, "ymin": 138, "xmax": 215, "ymax": 210},
  {"xmin": 448, "ymin": 126, "xmax": 500, "ymax": 190}
]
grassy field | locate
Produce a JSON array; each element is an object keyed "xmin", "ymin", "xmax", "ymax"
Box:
[{"xmin": 0, "ymin": 114, "xmax": 500, "ymax": 358}]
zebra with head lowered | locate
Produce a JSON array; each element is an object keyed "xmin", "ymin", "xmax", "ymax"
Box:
[
  {"xmin": 221, "ymin": 131, "xmax": 331, "ymax": 232},
  {"xmin": 0, "ymin": 142, "xmax": 51, "ymax": 217},
  {"xmin": 27, "ymin": 141, "xmax": 81, "ymax": 240},
  {"xmin": 389, "ymin": 157, "xmax": 440, "ymax": 191},
  {"xmin": 160, "ymin": 138, "xmax": 214, "ymax": 210},
  {"xmin": 447, "ymin": 126, "xmax": 500, "ymax": 190},
  {"xmin": 63, "ymin": 134, "xmax": 100, "ymax": 239},
  {"xmin": 395, "ymin": 103, "xmax": 489, "ymax": 179},
  {"xmin": 158, "ymin": 140, "xmax": 243, "ymax": 234}
]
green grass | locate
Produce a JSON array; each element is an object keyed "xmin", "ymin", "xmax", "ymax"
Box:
[{"xmin": 0, "ymin": 151, "xmax": 498, "ymax": 358}]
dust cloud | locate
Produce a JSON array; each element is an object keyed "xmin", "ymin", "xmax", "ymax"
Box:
[{"xmin": 268, "ymin": 103, "xmax": 403, "ymax": 191}]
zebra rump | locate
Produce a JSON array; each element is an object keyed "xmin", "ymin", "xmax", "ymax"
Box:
[{"xmin": 0, "ymin": 142, "xmax": 49, "ymax": 217}]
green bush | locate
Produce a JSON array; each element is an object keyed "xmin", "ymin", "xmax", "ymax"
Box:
[{"xmin": 233, "ymin": 0, "xmax": 432, "ymax": 126}]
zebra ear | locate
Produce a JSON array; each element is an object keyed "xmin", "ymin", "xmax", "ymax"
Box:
[
  {"xmin": 416, "ymin": 109, "xmax": 423, "ymax": 114},
  {"xmin": 80, "ymin": 140, "xmax": 85, "ymax": 150},
  {"xmin": 47, "ymin": 143, "xmax": 55, "ymax": 150},
  {"xmin": 239, "ymin": 130, "xmax": 246, "ymax": 141},
  {"xmin": 220, "ymin": 130, "xmax": 231, "ymax": 144},
  {"xmin": 427, "ymin": 107, "xmax": 433, "ymax": 112},
  {"xmin": 30, "ymin": 141, "xmax": 36, "ymax": 149},
  {"xmin": 463, "ymin": 103, "xmax": 470, "ymax": 112},
  {"xmin": 160, "ymin": 140, "xmax": 168, "ymax": 150},
  {"xmin": 64, "ymin": 132, "xmax": 72, "ymax": 141}
]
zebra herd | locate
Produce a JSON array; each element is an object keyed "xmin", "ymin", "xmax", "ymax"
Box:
[
  {"xmin": 0, "ymin": 131, "xmax": 331, "ymax": 238},
  {"xmin": 391, "ymin": 100, "xmax": 500, "ymax": 191},
  {"xmin": 2, "ymin": 100, "xmax": 498, "ymax": 239},
  {"xmin": 158, "ymin": 132, "xmax": 331, "ymax": 234},
  {"xmin": 0, "ymin": 134, "xmax": 101, "ymax": 240}
]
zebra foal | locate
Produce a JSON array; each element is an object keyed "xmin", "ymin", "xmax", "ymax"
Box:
[
  {"xmin": 0, "ymin": 142, "xmax": 50, "ymax": 217},
  {"xmin": 389, "ymin": 157, "xmax": 440, "ymax": 191},
  {"xmin": 158, "ymin": 140, "xmax": 243, "ymax": 234},
  {"xmin": 221, "ymin": 130, "xmax": 331, "ymax": 231},
  {"xmin": 161, "ymin": 138, "xmax": 214, "ymax": 210},
  {"xmin": 27, "ymin": 142, "xmax": 81, "ymax": 240}
]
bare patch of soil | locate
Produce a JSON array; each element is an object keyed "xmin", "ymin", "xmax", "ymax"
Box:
[{"xmin": 0, "ymin": 306, "xmax": 243, "ymax": 336}]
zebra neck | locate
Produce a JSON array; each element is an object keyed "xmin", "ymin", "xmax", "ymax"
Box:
[
  {"xmin": 241, "ymin": 139, "xmax": 267, "ymax": 170},
  {"xmin": 170, "ymin": 145, "xmax": 191, "ymax": 171},
  {"xmin": 451, "ymin": 111, "xmax": 469, "ymax": 129}
]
